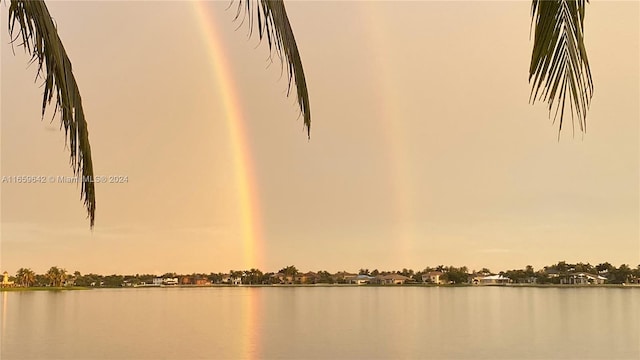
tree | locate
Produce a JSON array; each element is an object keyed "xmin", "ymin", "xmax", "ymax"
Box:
[
  {"xmin": 554, "ymin": 261, "xmax": 569, "ymax": 273},
  {"xmin": 400, "ymin": 268, "xmax": 414, "ymax": 278},
  {"xmin": 278, "ymin": 265, "xmax": 298, "ymax": 283},
  {"xmin": 103, "ymin": 275, "xmax": 124, "ymax": 287},
  {"xmin": 609, "ymin": 264, "xmax": 632, "ymax": 284},
  {"xmin": 421, "ymin": 267, "xmax": 434, "ymax": 274},
  {"xmin": 316, "ymin": 271, "xmax": 334, "ymax": 284},
  {"xmin": 229, "ymin": 270, "xmax": 244, "ymax": 284},
  {"xmin": 207, "ymin": 273, "xmax": 223, "ymax": 284},
  {"xmin": 7, "ymin": 0, "xmax": 310, "ymax": 226},
  {"xmin": 34, "ymin": 274, "xmax": 48, "ymax": 287},
  {"xmin": 529, "ymin": 0, "xmax": 593, "ymax": 137},
  {"xmin": 525, "ymin": 265, "xmax": 535, "ymax": 276},
  {"xmin": 243, "ymin": 268, "xmax": 264, "ymax": 285},
  {"xmin": 505, "ymin": 269, "xmax": 528, "ymax": 284},
  {"xmin": 574, "ymin": 262, "xmax": 594, "ymax": 274},
  {"xmin": 8, "ymin": 0, "xmax": 594, "ymax": 226},
  {"xmin": 279, "ymin": 265, "xmax": 298, "ymax": 276},
  {"xmin": 45, "ymin": 267, "xmax": 58, "ymax": 286},
  {"xmin": 16, "ymin": 268, "xmax": 36, "ymax": 287},
  {"xmin": 74, "ymin": 273, "xmax": 102, "ymax": 287},
  {"xmin": 442, "ymin": 266, "xmax": 469, "ymax": 284},
  {"xmin": 45, "ymin": 266, "xmax": 67, "ymax": 287},
  {"xmin": 596, "ymin": 262, "xmax": 613, "ymax": 274}
]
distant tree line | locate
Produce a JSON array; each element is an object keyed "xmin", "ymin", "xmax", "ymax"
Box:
[{"xmin": 7, "ymin": 261, "xmax": 640, "ymax": 288}]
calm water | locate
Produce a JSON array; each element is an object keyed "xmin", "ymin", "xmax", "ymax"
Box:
[{"xmin": 1, "ymin": 286, "xmax": 639, "ymax": 359}]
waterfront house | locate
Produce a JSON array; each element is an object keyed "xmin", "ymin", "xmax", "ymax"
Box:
[
  {"xmin": 1, "ymin": 271, "xmax": 14, "ymax": 287},
  {"xmin": 471, "ymin": 274, "xmax": 510, "ymax": 285},
  {"xmin": 179, "ymin": 276, "xmax": 210, "ymax": 285},
  {"xmin": 422, "ymin": 271, "xmax": 443, "ymax": 284},
  {"xmin": 376, "ymin": 274, "xmax": 411, "ymax": 285},
  {"xmin": 347, "ymin": 274, "xmax": 375, "ymax": 285},
  {"xmin": 164, "ymin": 277, "xmax": 179, "ymax": 285},
  {"xmin": 194, "ymin": 278, "xmax": 210, "ymax": 286},
  {"xmin": 272, "ymin": 272, "xmax": 295, "ymax": 284},
  {"xmin": 295, "ymin": 272, "xmax": 318, "ymax": 284},
  {"xmin": 221, "ymin": 274, "xmax": 242, "ymax": 285},
  {"xmin": 271, "ymin": 273, "xmax": 285, "ymax": 284},
  {"xmin": 560, "ymin": 272, "xmax": 606, "ymax": 285},
  {"xmin": 545, "ymin": 269, "xmax": 562, "ymax": 278},
  {"xmin": 333, "ymin": 271, "xmax": 357, "ymax": 283},
  {"xmin": 514, "ymin": 276, "xmax": 537, "ymax": 284}
]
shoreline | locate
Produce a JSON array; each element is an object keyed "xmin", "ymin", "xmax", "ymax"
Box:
[
  {"xmin": 0, "ymin": 286, "xmax": 91, "ymax": 292},
  {"xmin": 3, "ymin": 283, "xmax": 639, "ymax": 291}
]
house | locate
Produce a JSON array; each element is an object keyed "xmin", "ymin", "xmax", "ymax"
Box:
[
  {"xmin": 472, "ymin": 275, "xmax": 510, "ymax": 285},
  {"xmin": 178, "ymin": 276, "xmax": 210, "ymax": 285},
  {"xmin": 194, "ymin": 278, "xmax": 210, "ymax": 286},
  {"xmin": 221, "ymin": 274, "xmax": 242, "ymax": 285},
  {"xmin": 164, "ymin": 277, "xmax": 179, "ymax": 285},
  {"xmin": 376, "ymin": 274, "xmax": 411, "ymax": 285},
  {"xmin": 295, "ymin": 272, "xmax": 318, "ymax": 284},
  {"xmin": 333, "ymin": 271, "xmax": 357, "ymax": 283},
  {"xmin": 422, "ymin": 271, "xmax": 443, "ymax": 284},
  {"xmin": 347, "ymin": 274, "xmax": 375, "ymax": 285},
  {"xmin": 514, "ymin": 276, "xmax": 537, "ymax": 284},
  {"xmin": 545, "ymin": 269, "xmax": 562, "ymax": 278},
  {"xmin": 561, "ymin": 272, "xmax": 606, "ymax": 285},
  {"xmin": 1, "ymin": 271, "xmax": 14, "ymax": 287},
  {"xmin": 271, "ymin": 273, "xmax": 284, "ymax": 284},
  {"xmin": 271, "ymin": 273, "xmax": 294, "ymax": 284},
  {"xmin": 627, "ymin": 277, "xmax": 640, "ymax": 285}
]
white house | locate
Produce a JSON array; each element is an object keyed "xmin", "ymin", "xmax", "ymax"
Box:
[
  {"xmin": 472, "ymin": 275, "xmax": 510, "ymax": 285},
  {"xmin": 562, "ymin": 272, "xmax": 606, "ymax": 285},
  {"xmin": 347, "ymin": 274, "xmax": 375, "ymax": 285},
  {"xmin": 221, "ymin": 274, "xmax": 242, "ymax": 285},
  {"xmin": 421, "ymin": 271, "xmax": 443, "ymax": 284}
]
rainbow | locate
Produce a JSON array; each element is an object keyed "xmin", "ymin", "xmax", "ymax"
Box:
[
  {"xmin": 191, "ymin": 1, "xmax": 264, "ymax": 270},
  {"xmin": 192, "ymin": 2, "xmax": 264, "ymax": 358},
  {"xmin": 359, "ymin": 3, "xmax": 417, "ymax": 263}
]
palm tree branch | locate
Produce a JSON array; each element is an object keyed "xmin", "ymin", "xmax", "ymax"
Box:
[
  {"xmin": 529, "ymin": 0, "xmax": 593, "ymax": 136},
  {"xmin": 231, "ymin": 0, "xmax": 311, "ymax": 138},
  {"xmin": 8, "ymin": 0, "xmax": 95, "ymax": 226}
]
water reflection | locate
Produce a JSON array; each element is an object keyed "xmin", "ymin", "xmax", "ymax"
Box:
[
  {"xmin": 1, "ymin": 287, "xmax": 639, "ymax": 359},
  {"xmin": 240, "ymin": 287, "xmax": 262, "ymax": 359},
  {"xmin": 1, "ymin": 291, "xmax": 7, "ymax": 339}
]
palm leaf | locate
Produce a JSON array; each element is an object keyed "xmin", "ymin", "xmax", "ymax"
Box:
[
  {"xmin": 9, "ymin": 0, "xmax": 95, "ymax": 226},
  {"xmin": 231, "ymin": 0, "xmax": 311, "ymax": 138},
  {"xmin": 529, "ymin": 0, "xmax": 593, "ymax": 137}
]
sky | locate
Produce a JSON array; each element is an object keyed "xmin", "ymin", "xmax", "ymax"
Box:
[{"xmin": 1, "ymin": 1, "xmax": 638, "ymax": 276}]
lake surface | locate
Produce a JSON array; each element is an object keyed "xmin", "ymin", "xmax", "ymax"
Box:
[{"xmin": 1, "ymin": 286, "xmax": 639, "ymax": 359}]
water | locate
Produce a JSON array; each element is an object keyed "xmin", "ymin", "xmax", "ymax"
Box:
[{"xmin": 1, "ymin": 286, "xmax": 639, "ymax": 359}]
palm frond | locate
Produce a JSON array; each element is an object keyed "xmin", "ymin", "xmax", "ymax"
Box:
[
  {"xmin": 231, "ymin": 0, "xmax": 311, "ymax": 138},
  {"xmin": 529, "ymin": 0, "xmax": 593, "ymax": 137},
  {"xmin": 9, "ymin": 0, "xmax": 95, "ymax": 226}
]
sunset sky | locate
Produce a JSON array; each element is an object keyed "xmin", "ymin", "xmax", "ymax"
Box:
[{"xmin": 1, "ymin": 1, "xmax": 638, "ymax": 276}]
